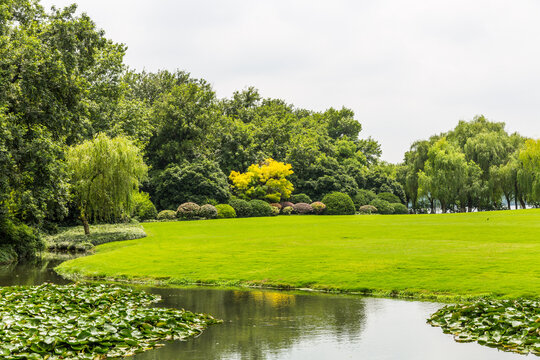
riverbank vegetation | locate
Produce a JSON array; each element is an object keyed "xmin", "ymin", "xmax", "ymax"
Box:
[
  {"xmin": 0, "ymin": 283, "xmax": 220, "ymax": 359},
  {"xmin": 57, "ymin": 210, "xmax": 540, "ymax": 300}
]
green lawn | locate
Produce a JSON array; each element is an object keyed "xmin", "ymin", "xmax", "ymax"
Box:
[{"xmin": 56, "ymin": 209, "xmax": 540, "ymax": 300}]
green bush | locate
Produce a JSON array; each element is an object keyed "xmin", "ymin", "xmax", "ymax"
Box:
[
  {"xmin": 310, "ymin": 201, "xmax": 326, "ymax": 215},
  {"xmin": 157, "ymin": 210, "xmax": 177, "ymax": 220},
  {"xmin": 321, "ymin": 192, "xmax": 355, "ymax": 215},
  {"xmin": 293, "ymin": 202, "xmax": 313, "ymax": 214},
  {"xmin": 131, "ymin": 192, "xmax": 158, "ymax": 221},
  {"xmin": 229, "ymin": 198, "xmax": 252, "ymax": 218},
  {"xmin": 216, "ymin": 204, "xmax": 236, "ymax": 219},
  {"xmin": 282, "ymin": 206, "xmax": 293, "ymax": 215},
  {"xmin": 391, "ymin": 203, "xmax": 408, "ymax": 214},
  {"xmin": 270, "ymin": 206, "xmax": 280, "ymax": 216},
  {"xmin": 377, "ymin": 192, "xmax": 401, "ymax": 204},
  {"xmin": 199, "ymin": 204, "xmax": 218, "ymax": 219},
  {"xmin": 358, "ymin": 205, "xmax": 377, "ymax": 214},
  {"xmin": 249, "ymin": 200, "xmax": 273, "ymax": 217},
  {"xmin": 354, "ymin": 189, "xmax": 376, "ymax": 208},
  {"xmin": 177, "ymin": 202, "xmax": 200, "ymax": 220},
  {"xmin": 370, "ymin": 198, "xmax": 393, "ymax": 214},
  {"xmin": 0, "ymin": 217, "xmax": 43, "ymax": 259},
  {"xmin": 290, "ymin": 193, "xmax": 312, "ymax": 204}
]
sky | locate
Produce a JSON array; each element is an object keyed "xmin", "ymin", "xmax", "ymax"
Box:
[{"xmin": 41, "ymin": 0, "xmax": 540, "ymax": 163}]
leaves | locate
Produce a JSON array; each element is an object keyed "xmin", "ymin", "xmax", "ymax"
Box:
[
  {"xmin": 428, "ymin": 298, "xmax": 540, "ymax": 355},
  {"xmin": 0, "ymin": 283, "xmax": 221, "ymax": 359}
]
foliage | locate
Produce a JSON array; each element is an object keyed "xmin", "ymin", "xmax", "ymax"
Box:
[
  {"xmin": 293, "ymin": 203, "xmax": 313, "ymax": 215},
  {"xmin": 282, "ymin": 206, "xmax": 294, "ymax": 215},
  {"xmin": 157, "ymin": 210, "xmax": 177, "ymax": 221},
  {"xmin": 370, "ymin": 199, "xmax": 393, "ymax": 215},
  {"xmin": 45, "ymin": 223, "xmax": 146, "ymax": 252},
  {"xmin": 0, "ymin": 283, "xmax": 220, "ymax": 359},
  {"xmin": 248, "ymin": 200, "xmax": 273, "ymax": 217},
  {"xmin": 199, "ymin": 204, "xmax": 218, "ymax": 219},
  {"xmin": 66, "ymin": 134, "xmax": 148, "ymax": 234},
  {"xmin": 230, "ymin": 158, "xmax": 294, "ymax": 202},
  {"xmin": 377, "ymin": 192, "xmax": 401, "ymax": 204},
  {"xmin": 131, "ymin": 192, "xmax": 158, "ymax": 221},
  {"xmin": 321, "ymin": 192, "xmax": 355, "ymax": 215},
  {"xmin": 391, "ymin": 203, "xmax": 408, "ymax": 214},
  {"xmin": 216, "ymin": 204, "xmax": 236, "ymax": 219},
  {"xmin": 270, "ymin": 206, "xmax": 280, "ymax": 216},
  {"xmin": 358, "ymin": 205, "xmax": 377, "ymax": 214},
  {"xmin": 177, "ymin": 202, "xmax": 201, "ymax": 220},
  {"xmin": 58, "ymin": 210, "xmax": 540, "ymax": 300},
  {"xmin": 518, "ymin": 139, "xmax": 540, "ymax": 203},
  {"xmin": 353, "ymin": 189, "xmax": 376, "ymax": 208},
  {"xmin": 152, "ymin": 159, "xmax": 230, "ymax": 211},
  {"xmin": 270, "ymin": 203, "xmax": 282, "ymax": 210},
  {"xmin": 0, "ymin": 217, "xmax": 43, "ymax": 260},
  {"xmin": 310, "ymin": 202, "xmax": 326, "ymax": 215},
  {"xmin": 428, "ymin": 299, "xmax": 540, "ymax": 355},
  {"xmin": 290, "ymin": 194, "xmax": 312, "ymax": 204},
  {"xmin": 229, "ymin": 199, "xmax": 252, "ymax": 218},
  {"xmin": 281, "ymin": 201, "xmax": 294, "ymax": 209},
  {"xmin": 0, "ymin": 245, "xmax": 17, "ymax": 265}
]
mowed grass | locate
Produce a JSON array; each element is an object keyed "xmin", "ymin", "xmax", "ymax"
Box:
[{"xmin": 56, "ymin": 209, "xmax": 540, "ymax": 300}]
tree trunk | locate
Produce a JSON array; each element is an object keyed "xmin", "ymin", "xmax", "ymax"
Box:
[
  {"xmin": 519, "ymin": 197, "xmax": 526, "ymax": 209},
  {"xmin": 81, "ymin": 215, "xmax": 90, "ymax": 235},
  {"xmin": 430, "ymin": 199, "xmax": 435, "ymax": 214},
  {"xmin": 505, "ymin": 195, "xmax": 511, "ymax": 210}
]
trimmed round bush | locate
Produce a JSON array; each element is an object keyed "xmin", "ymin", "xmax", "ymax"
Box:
[
  {"xmin": 290, "ymin": 193, "xmax": 312, "ymax": 204},
  {"xmin": 321, "ymin": 192, "xmax": 355, "ymax": 215},
  {"xmin": 270, "ymin": 203, "xmax": 282, "ymax": 210},
  {"xmin": 216, "ymin": 204, "xmax": 236, "ymax": 219},
  {"xmin": 229, "ymin": 198, "xmax": 252, "ymax": 218},
  {"xmin": 280, "ymin": 201, "xmax": 294, "ymax": 209},
  {"xmin": 131, "ymin": 192, "xmax": 157, "ymax": 221},
  {"xmin": 377, "ymin": 192, "xmax": 401, "ymax": 204},
  {"xmin": 177, "ymin": 202, "xmax": 200, "ymax": 220},
  {"xmin": 293, "ymin": 202, "xmax": 313, "ymax": 215},
  {"xmin": 358, "ymin": 205, "xmax": 377, "ymax": 214},
  {"xmin": 282, "ymin": 206, "xmax": 293, "ymax": 215},
  {"xmin": 270, "ymin": 206, "xmax": 280, "ymax": 216},
  {"xmin": 354, "ymin": 189, "xmax": 376, "ymax": 208},
  {"xmin": 249, "ymin": 200, "xmax": 273, "ymax": 217},
  {"xmin": 311, "ymin": 201, "xmax": 326, "ymax": 215},
  {"xmin": 157, "ymin": 210, "xmax": 177, "ymax": 220},
  {"xmin": 391, "ymin": 203, "xmax": 408, "ymax": 214},
  {"xmin": 199, "ymin": 204, "xmax": 218, "ymax": 219},
  {"xmin": 370, "ymin": 198, "xmax": 393, "ymax": 214}
]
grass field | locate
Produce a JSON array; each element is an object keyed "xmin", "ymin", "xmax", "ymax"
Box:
[{"xmin": 56, "ymin": 209, "xmax": 540, "ymax": 300}]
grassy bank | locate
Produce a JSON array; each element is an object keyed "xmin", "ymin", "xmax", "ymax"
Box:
[{"xmin": 56, "ymin": 210, "xmax": 540, "ymax": 300}]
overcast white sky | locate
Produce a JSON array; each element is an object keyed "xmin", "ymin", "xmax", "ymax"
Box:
[{"xmin": 41, "ymin": 0, "xmax": 540, "ymax": 162}]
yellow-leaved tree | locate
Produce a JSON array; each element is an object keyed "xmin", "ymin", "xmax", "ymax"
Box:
[{"xmin": 229, "ymin": 158, "xmax": 294, "ymax": 202}]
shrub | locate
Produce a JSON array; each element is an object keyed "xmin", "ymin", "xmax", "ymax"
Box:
[
  {"xmin": 131, "ymin": 192, "xmax": 157, "ymax": 221},
  {"xmin": 199, "ymin": 204, "xmax": 218, "ymax": 219},
  {"xmin": 229, "ymin": 198, "xmax": 252, "ymax": 218},
  {"xmin": 321, "ymin": 192, "xmax": 355, "ymax": 215},
  {"xmin": 370, "ymin": 198, "xmax": 393, "ymax": 214},
  {"xmin": 311, "ymin": 201, "xmax": 326, "ymax": 215},
  {"xmin": 358, "ymin": 205, "xmax": 377, "ymax": 214},
  {"xmin": 280, "ymin": 201, "xmax": 294, "ymax": 209},
  {"xmin": 157, "ymin": 210, "xmax": 177, "ymax": 220},
  {"xmin": 290, "ymin": 193, "xmax": 312, "ymax": 204},
  {"xmin": 249, "ymin": 200, "xmax": 273, "ymax": 217},
  {"xmin": 270, "ymin": 206, "xmax": 280, "ymax": 216},
  {"xmin": 270, "ymin": 203, "xmax": 282, "ymax": 210},
  {"xmin": 176, "ymin": 202, "xmax": 200, "ymax": 220},
  {"xmin": 216, "ymin": 204, "xmax": 236, "ymax": 219},
  {"xmin": 354, "ymin": 189, "xmax": 376, "ymax": 208},
  {"xmin": 391, "ymin": 203, "xmax": 408, "ymax": 214},
  {"xmin": 282, "ymin": 206, "xmax": 293, "ymax": 215},
  {"xmin": 377, "ymin": 192, "xmax": 401, "ymax": 204},
  {"xmin": 293, "ymin": 202, "xmax": 313, "ymax": 214}
]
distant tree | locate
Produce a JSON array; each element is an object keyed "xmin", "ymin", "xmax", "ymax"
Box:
[
  {"xmin": 518, "ymin": 139, "xmax": 540, "ymax": 204},
  {"xmin": 66, "ymin": 134, "xmax": 148, "ymax": 234}
]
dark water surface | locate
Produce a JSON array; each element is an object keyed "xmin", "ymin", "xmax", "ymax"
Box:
[{"xmin": 0, "ymin": 261, "xmax": 530, "ymax": 360}]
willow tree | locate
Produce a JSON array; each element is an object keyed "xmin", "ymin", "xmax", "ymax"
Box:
[
  {"xmin": 66, "ymin": 134, "xmax": 148, "ymax": 234},
  {"xmin": 518, "ymin": 139, "xmax": 540, "ymax": 204}
]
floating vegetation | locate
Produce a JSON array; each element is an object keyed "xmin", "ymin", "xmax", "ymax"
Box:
[
  {"xmin": 0, "ymin": 283, "xmax": 221, "ymax": 359},
  {"xmin": 428, "ymin": 298, "xmax": 540, "ymax": 356}
]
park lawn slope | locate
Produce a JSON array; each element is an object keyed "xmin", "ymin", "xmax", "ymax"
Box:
[{"xmin": 56, "ymin": 209, "xmax": 540, "ymax": 300}]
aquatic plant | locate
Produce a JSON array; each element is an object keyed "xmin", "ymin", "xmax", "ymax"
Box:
[
  {"xmin": 428, "ymin": 298, "xmax": 540, "ymax": 355},
  {"xmin": 0, "ymin": 283, "xmax": 220, "ymax": 359}
]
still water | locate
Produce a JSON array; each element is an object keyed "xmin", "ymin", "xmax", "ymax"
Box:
[{"xmin": 0, "ymin": 261, "xmax": 530, "ymax": 360}]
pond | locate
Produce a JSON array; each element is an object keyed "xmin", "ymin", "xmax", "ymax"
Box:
[{"xmin": 0, "ymin": 261, "xmax": 530, "ymax": 360}]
